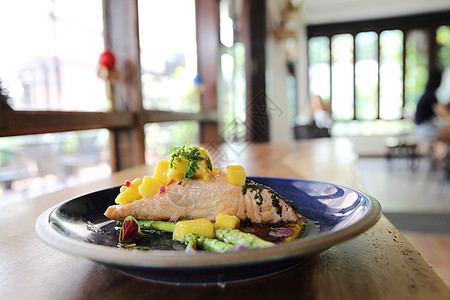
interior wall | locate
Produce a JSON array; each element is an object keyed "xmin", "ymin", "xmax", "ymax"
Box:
[
  {"xmin": 302, "ymin": 0, "xmax": 450, "ymax": 25},
  {"xmin": 266, "ymin": 0, "xmax": 292, "ymax": 143},
  {"xmin": 294, "ymin": 19, "xmax": 311, "ymax": 126}
]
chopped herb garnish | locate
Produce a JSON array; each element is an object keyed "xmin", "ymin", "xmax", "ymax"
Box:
[
  {"xmin": 118, "ymin": 243, "xmax": 152, "ymax": 251},
  {"xmin": 169, "ymin": 143, "xmax": 213, "ymax": 185},
  {"xmin": 242, "ymin": 179, "xmax": 298, "ymax": 215}
]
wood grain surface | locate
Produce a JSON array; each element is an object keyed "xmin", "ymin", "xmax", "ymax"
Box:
[{"xmin": 1, "ymin": 138, "xmax": 449, "ymax": 299}]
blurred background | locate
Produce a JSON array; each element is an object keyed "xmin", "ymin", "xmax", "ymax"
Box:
[{"xmin": 0, "ymin": 0, "xmax": 449, "ymax": 281}]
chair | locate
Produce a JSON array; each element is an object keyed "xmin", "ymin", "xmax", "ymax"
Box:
[{"xmin": 385, "ymin": 136, "xmax": 418, "ymax": 171}]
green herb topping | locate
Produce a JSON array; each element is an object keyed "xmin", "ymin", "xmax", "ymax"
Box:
[{"xmin": 169, "ymin": 143, "xmax": 213, "ymax": 185}]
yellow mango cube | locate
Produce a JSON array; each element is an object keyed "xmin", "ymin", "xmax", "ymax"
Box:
[
  {"xmin": 138, "ymin": 175, "xmax": 163, "ymax": 198},
  {"xmin": 214, "ymin": 212, "xmax": 240, "ymax": 229},
  {"xmin": 167, "ymin": 158, "xmax": 188, "ymax": 181},
  {"xmin": 131, "ymin": 178, "xmax": 142, "ymax": 186},
  {"xmin": 114, "ymin": 178, "xmax": 142, "ymax": 204},
  {"xmin": 153, "ymin": 159, "xmax": 172, "ymax": 185},
  {"xmin": 226, "ymin": 165, "xmax": 246, "ymax": 186},
  {"xmin": 194, "ymin": 160, "xmax": 210, "ymax": 182},
  {"xmin": 173, "ymin": 218, "xmax": 215, "ymax": 242}
]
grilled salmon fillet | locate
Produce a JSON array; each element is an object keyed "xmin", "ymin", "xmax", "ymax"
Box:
[{"xmin": 104, "ymin": 173, "xmax": 299, "ymax": 224}]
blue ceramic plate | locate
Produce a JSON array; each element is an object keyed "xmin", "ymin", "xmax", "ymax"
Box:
[{"xmin": 35, "ymin": 177, "xmax": 382, "ymax": 284}]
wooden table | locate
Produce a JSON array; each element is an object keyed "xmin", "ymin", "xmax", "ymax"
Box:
[{"xmin": 1, "ymin": 138, "xmax": 449, "ymax": 299}]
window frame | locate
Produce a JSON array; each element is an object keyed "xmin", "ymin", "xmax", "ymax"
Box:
[{"xmin": 307, "ymin": 10, "xmax": 450, "ymax": 121}]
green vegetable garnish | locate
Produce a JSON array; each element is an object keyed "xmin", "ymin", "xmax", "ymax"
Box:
[
  {"xmin": 119, "ymin": 215, "xmax": 141, "ymax": 243},
  {"xmin": 118, "ymin": 243, "xmax": 152, "ymax": 251},
  {"xmin": 184, "ymin": 233, "xmax": 234, "ymax": 253},
  {"xmin": 215, "ymin": 227, "xmax": 275, "ymax": 249},
  {"xmin": 169, "ymin": 143, "xmax": 213, "ymax": 185},
  {"xmin": 117, "ymin": 219, "xmax": 175, "ymax": 233}
]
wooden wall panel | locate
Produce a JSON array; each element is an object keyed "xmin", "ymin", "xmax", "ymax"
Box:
[{"xmin": 195, "ymin": 0, "xmax": 220, "ymax": 145}]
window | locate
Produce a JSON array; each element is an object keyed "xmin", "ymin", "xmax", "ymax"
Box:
[
  {"xmin": 308, "ymin": 37, "xmax": 330, "ymax": 105},
  {"xmin": 307, "ymin": 11, "xmax": 450, "ymax": 130},
  {"xmin": 331, "ymin": 34, "xmax": 354, "ymax": 121},
  {"xmin": 217, "ymin": 0, "xmax": 246, "ymax": 142},
  {"xmin": 405, "ymin": 30, "xmax": 429, "ymax": 116},
  {"xmin": 355, "ymin": 32, "xmax": 378, "ymax": 120},
  {"xmin": 436, "ymin": 25, "xmax": 450, "ymax": 70},
  {"xmin": 0, "ymin": 0, "xmax": 110, "ymax": 201},
  {"xmin": 436, "ymin": 25, "xmax": 450, "ymax": 102},
  {"xmin": 0, "ymin": 130, "xmax": 111, "ymax": 201},
  {"xmin": 138, "ymin": 0, "xmax": 200, "ymax": 161},
  {"xmin": 144, "ymin": 121, "xmax": 199, "ymax": 164},
  {"xmin": 379, "ymin": 30, "xmax": 403, "ymax": 120},
  {"xmin": 138, "ymin": 0, "xmax": 199, "ymax": 113},
  {"xmin": 0, "ymin": 0, "xmax": 106, "ymax": 111}
]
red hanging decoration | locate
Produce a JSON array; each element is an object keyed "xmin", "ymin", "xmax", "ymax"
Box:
[
  {"xmin": 97, "ymin": 49, "xmax": 119, "ymax": 112},
  {"xmin": 98, "ymin": 49, "xmax": 116, "ymax": 70}
]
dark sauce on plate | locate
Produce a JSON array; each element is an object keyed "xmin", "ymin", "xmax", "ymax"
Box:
[{"xmin": 102, "ymin": 216, "xmax": 314, "ymax": 251}]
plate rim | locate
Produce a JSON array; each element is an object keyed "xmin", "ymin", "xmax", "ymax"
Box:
[{"xmin": 35, "ymin": 176, "xmax": 382, "ymax": 269}]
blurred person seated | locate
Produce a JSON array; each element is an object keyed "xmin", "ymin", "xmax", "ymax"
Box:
[
  {"xmin": 414, "ymin": 70, "xmax": 450, "ymax": 141},
  {"xmin": 293, "ymin": 95, "xmax": 332, "ymax": 139},
  {"xmin": 414, "ymin": 70, "xmax": 450, "ymax": 179},
  {"xmin": 310, "ymin": 95, "xmax": 333, "ymax": 129}
]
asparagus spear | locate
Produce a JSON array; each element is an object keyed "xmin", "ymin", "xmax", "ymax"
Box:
[
  {"xmin": 117, "ymin": 220, "xmax": 175, "ymax": 233},
  {"xmin": 215, "ymin": 227, "xmax": 275, "ymax": 249},
  {"xmin": 185, "ymin": 233, "xmax": 234, "ymax": 253},
  {"xmin": 116, "ymin": 219, "xmax": 274, "ymax": 251}
]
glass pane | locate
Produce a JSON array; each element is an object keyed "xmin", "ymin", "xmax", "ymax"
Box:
[
  {"xmin": 308, "ymin": 36, "xmax": 330, "ymax": 104},
  {"xmin": 139, "ymin": 0, "xmax": 199, "ymax": 112},
  {"xmin": 219, "ymin": 0, "xmax": 234, "ymax": 48},
  {"xmin": 0, "ymin": 130, "xmax": 111, "ymax": 202},
  {"xmin": 218, "ymin": 0, "xmax": 246, "ymax": 142},
  {"xmin": 379, "ymin": 30, "xmax": 403, "ymax": 120},
  {"xmin": 436, "ymin": 25, "xmax": 450, "ymax": 102},
  {"xmin": 331, "ymin": 34, "xmax": 354, "ymax": 120},
  {"xmin": 144, "ymin": 121, "xmax": 199, "ymax": 164},
  {"xmin": 218, "ymin": 44, "xmax": 246, "ymax": 142},
  {"xmin": 405, "ymin": 30, "xmax": 429, "ymax": 117},
  {"xmin": 0, "ymin": 0, "xmax": 106, "ymax": 111},
  {"xmin": 436, "ymin": 25, "xmax": 450, "ymax": 71},
  {"xmin": 355, "ymin": 32, "xmax": 378, "ymax": 120}
]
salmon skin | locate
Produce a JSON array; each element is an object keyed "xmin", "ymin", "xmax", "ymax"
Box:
[{"xmin": 104, "ymin": 173, "xmax": 299, "ymax": 224}]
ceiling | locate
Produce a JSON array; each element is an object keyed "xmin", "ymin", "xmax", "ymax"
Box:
[{"xmin": 301, "ymin": 0, "xmax": 450, "ymax": 25}]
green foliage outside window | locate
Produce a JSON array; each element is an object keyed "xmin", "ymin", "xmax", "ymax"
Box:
[{"xmin": 436, "ymin": 26, "xmax": 450, "ymax": 70}]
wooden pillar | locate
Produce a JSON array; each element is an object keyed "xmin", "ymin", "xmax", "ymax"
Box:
[
  {"xmin": 352, "ymin": 33, "xmax": 357, "ymax": 120},
  {"xmin": 376, "ymin": 31, "xmax": 381, "ymax": 120},
  {"xmin": 103, "ymin": 0, "xmax": 145, "ymax": 170},
  {"xmin": 402, "ymin": 29, "xmax": 407, "ymax": 113},
  {"xmin": 242, "ymin": 0, "xmax": 269, "ymax": 142},
  {"xmin": 195, "ymin": 0, "xmax": 220, "ymax": 146}
]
